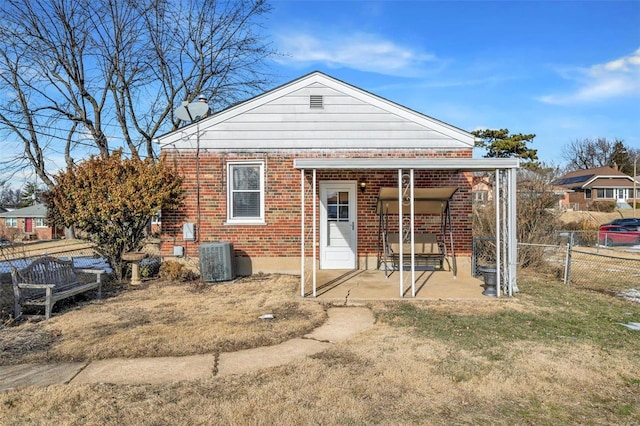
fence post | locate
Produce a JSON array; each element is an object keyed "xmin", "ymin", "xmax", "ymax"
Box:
[
  {"xmin": 563, "ymin": 232, "xmax": 573, "ymax": 285},
  {"xmin": 471, "ymin": 237, "xmax": 476, "ymax": 277}
]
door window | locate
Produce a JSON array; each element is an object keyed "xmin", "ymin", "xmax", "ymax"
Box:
[
  {"xmin": 327, "ymin": 191, "xmax": 350, "ymax": 222},
  {"xmin": 326, "ymin": 191, "xmax": 350, "ymax": 247}
]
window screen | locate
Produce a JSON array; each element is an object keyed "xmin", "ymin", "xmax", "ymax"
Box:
[{"xmin": 228, "ymin": 162, "xmax": 264, "ymax": 221}]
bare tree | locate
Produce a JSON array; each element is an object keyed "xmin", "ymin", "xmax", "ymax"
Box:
[
  {"xmin": 0, "ymin": 181, "xmax": 21, "ymax": 207},
  {"xmin": 474, "ymin": 165, "xmax": 563, "ymax": 268},
  {"xmin": 0, "ymin": 0, "xmax": 274, "ymax": 188},
  {"xmin": 561, "ymin": 137, "xmax": 636, "ymax": 173}
]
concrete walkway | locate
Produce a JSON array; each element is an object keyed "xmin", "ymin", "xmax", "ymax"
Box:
[{"xmin": 0, "ymin": 307, "xmax": 374, "ymax": 391}]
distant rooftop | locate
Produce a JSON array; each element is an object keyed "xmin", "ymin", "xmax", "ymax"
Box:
[
  {"xmin": 0, "ymin": 203, "xmax": 47, "ymax": 218},
  {"xmin": 554, "ymin": 166, "xmax": 633, "ymax": 188}
]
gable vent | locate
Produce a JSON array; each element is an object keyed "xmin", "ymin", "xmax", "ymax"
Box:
[{"xmin": 309, "ymin": 95, "xmax": 323, "ymax": 109}]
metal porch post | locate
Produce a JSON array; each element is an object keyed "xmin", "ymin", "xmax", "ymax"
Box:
[
  {"xmin": 410, "ymin": 169, "xmax": 416, "ymax": 298},
  {"xmin": 398, "ymin": 169, "xmax": 404, "ymax": 298},
  {"xmin": 495, "ymin": 169, "xmax": 501, "ymax": 297},
  {"xmin": 300, "ymin": 169, "xmax": 305, "ymax": 298},
  {"xmin": 312, "ymin": 169, "xmax": 317, "ymax": 297},
  {"xmin": 508, "ymin": 166, "xmax": 518, "ymax": 294}
]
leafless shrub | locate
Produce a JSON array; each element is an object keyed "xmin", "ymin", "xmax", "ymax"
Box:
[
  {"xmin": 474, "ymin": 173, "xmax": 562, "ymax": 268},
  {"xmin": 589, "ymin": 200, "xmax": 616, "ymax": 212}
]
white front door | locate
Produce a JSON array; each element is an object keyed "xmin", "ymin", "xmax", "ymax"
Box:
[{"xmin": 320, "ymin": 182, "xmax": 357, "ymax": 269}]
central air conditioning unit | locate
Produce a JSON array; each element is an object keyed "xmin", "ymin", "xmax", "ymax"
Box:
[{"xmin": 199, "ymin": 242, "xmax": 235, "ymax": 282}]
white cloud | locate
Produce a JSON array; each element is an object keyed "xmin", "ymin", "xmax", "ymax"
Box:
[
  {"xmin": 274, "ymin": 31, "xmax": 438, "ymax": 77},
  {"xmin": 537, "ymin": 48, "xmax": 640, "ymax": 105}
]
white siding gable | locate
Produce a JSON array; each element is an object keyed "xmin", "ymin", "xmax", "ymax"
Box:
[{"xmin": 158, "ymin": 72, "xmax": 475, "ymax": 150}]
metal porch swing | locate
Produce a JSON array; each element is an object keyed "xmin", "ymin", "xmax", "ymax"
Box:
[{"xmin": 376, "ymin": 186, "xmax": 458, "ymax": 279}]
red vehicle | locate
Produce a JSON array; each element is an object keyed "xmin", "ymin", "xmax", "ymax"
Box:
[{"xmin": 599, "ymin": 225, "xmax": 640, "ymax": 246}]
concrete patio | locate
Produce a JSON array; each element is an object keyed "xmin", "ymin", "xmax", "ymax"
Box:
[{"xmin": 304, "ymin": 257, "xmax": 494, "ymax": 301}]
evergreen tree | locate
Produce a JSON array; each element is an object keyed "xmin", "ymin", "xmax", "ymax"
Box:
[
  {"xmin": 472, "ymin": 129, "xmax": 539, "ymax": 169},
  {"xmin": 610, "ymin": 140, "xmax": 633, "ymax": 174},
  {"xmin": 20, "ymin": 182, "xmax": 44, "ymax": 207}
]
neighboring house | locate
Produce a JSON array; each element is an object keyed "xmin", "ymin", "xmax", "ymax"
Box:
[
  {"xmin": 150, "ymin": 211, "xmax": 161, "ymax": 236},
  {"xmin": 554, "ymin": 166, "xmax": 640, "ymax": 209},
  {"xmin": 550, "ymin": 185, "xmax": 571, "ymax": 210},
  {"xmin": 157, "ymin": 72, "xmax": 518, "ymax": 293},
  {"xmin": 0, "ymin": 204, "xmax": 61, "ymax": 241},
  {"xmin": 473, "ymin": 173, "xmax": 569, "ymax": 210},
  {"xmin": 518, "ymin": 179, "xmax": 569, "ymax": 210},
  {"xmin": 472, "ymin": 174, "xmax": 493, "ymax": 206}
]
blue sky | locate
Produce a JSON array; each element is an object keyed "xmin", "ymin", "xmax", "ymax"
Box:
[
  {"xmin": 264, "ymin": 0, "xmax": 640, "ymax": 166},
  {"xmin": 3, "ymin": 0, "xmax": 638, "ymax": 189}
]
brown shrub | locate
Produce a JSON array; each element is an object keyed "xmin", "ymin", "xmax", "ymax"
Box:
[
  {"xmin": 159, "ymin": 260, "xmax": 199, "ymax": 281},
  {"xmin": 589, "ymin": 200, "xmax": 616, "ymax": 212}
]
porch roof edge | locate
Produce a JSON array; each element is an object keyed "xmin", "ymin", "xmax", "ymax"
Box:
[{"xmin": 293, "ymin": 157, "xmax": 520, "ymax": 170}]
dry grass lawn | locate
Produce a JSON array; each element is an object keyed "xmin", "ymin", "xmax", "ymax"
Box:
[
  {"xmin": 1, "ymin": 274, "xmax": 326, "ymax": 365},
  {"xmin": 558, "ymin": 210, "xmax": 635, "ymax": 226},
  {"xmin": 1, "ymin": 272, "xmax": 639, "ymax": 425}
]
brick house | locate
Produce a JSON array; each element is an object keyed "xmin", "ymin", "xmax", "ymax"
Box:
[
  {"xmin": 472, "ymin": 174, "xmax": 493, "ymax": 206},
  {"xmin": 0, "ymin": 204, "xmax": 61, "ymax": 241},
  {"xmin": 554, "ymin": 166, "xmax": 640, "ymax": 210},
  {"xmin": 473, "ymin": 173, "xmax": 570, "ymax": 210},
  {"xmin": 157, "ymin": 72, "xmax": 519, "ymax": 295}
]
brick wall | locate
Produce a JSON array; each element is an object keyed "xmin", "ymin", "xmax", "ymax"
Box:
[
  {"xmin": 0, "ymin": 219, "xmax": 56, "ymax": 241},
  {"xmin": 160, "ymin": 149, "xmax": 473, "ymax": 264}
]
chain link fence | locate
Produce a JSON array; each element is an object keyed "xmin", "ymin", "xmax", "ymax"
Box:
[
  {"xmin": 0, "ymin": 241, "xmax": 100, "ymax": 319},
  {"xmin": 562, "ymin": 230, "xmax": 640, "ymax": 295},
  {"xmin": 568, "ymin": 249, "xmax": 640, "ymax": 292},
  {"xmin": 474, "ymin": 232, "xmax": 640, "ymax": 300},
  {"xmin": 4, "ymin": 234, "xmax": 638, "ymax": 319}
]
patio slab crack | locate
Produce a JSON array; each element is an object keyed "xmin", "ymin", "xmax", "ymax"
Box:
[{"xmin": 343, "ymin": 288, "xmax": 352, "ymax": 306}]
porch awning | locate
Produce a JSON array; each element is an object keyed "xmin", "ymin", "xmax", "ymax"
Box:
[
  {"xmin": 297, "ymin": 157, "xmax": 519, "ymax": 299},
  {"xmin": 376, "ymin": 187, "xmax": 458, "ymax": 214},
  {"xmin": 293, "ymin": 157, "xmax": 519, "ymax": 171}
]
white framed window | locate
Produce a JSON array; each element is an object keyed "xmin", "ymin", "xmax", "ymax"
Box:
[
  {"xmin": 473, "ymin": 190, "xmax": 488, "ymax": 203},
  {"xmin": 227, "ymin": 161, "xmax": 265, "ymax": 224},
  {"xmin": 35, "ymin": 218, "xmax": 46, "ymax": 227},
  {"xmin": 6, "ymin": 217, "xmax": 17, "ymax": 227},
  {"xmin": 596, "ymin": 188, "xmax": 614, "ymax": 199}
]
